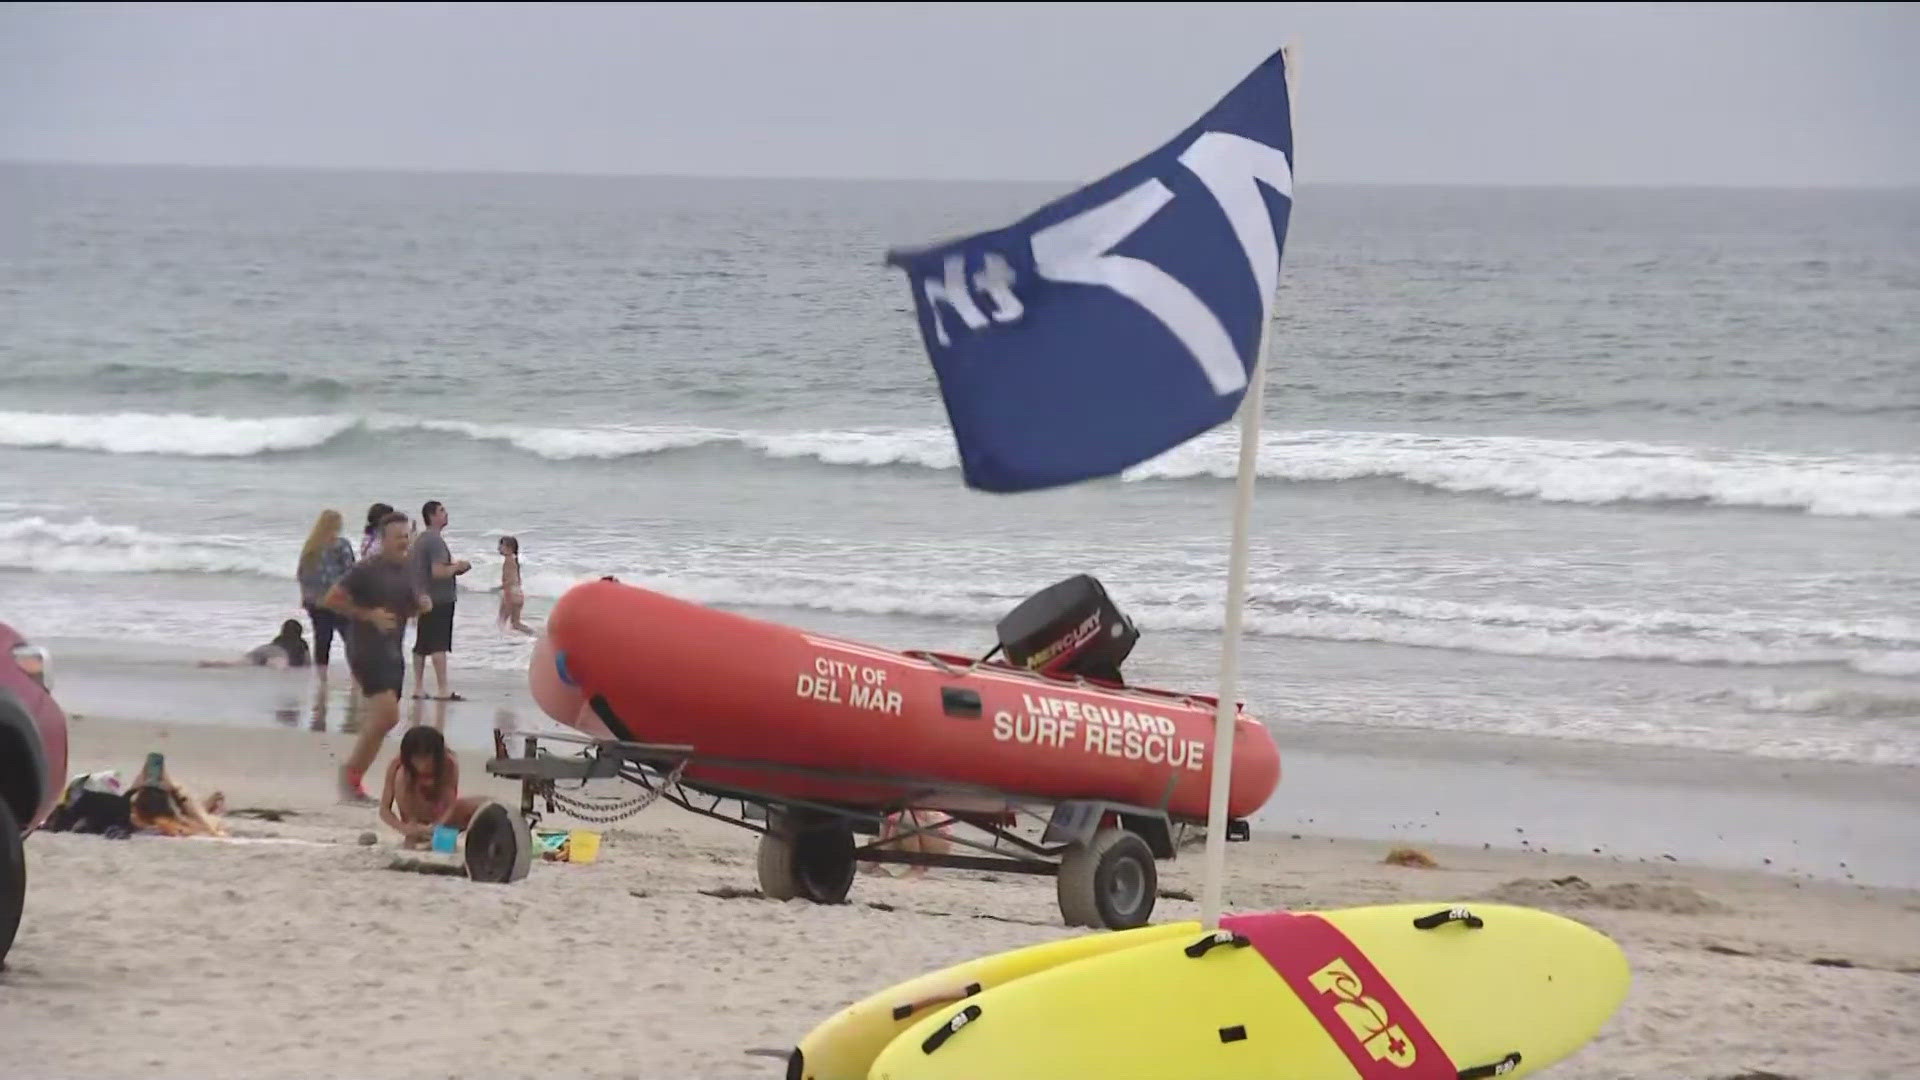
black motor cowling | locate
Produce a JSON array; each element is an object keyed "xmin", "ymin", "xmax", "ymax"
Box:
[{"xmin": 995, "ymin": 574, "xmax": 1138, "ymax": 685}]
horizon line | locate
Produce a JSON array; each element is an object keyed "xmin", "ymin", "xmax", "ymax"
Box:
[{"xmin": 4, "ymin": 155, "xmax": 1917, "ymax": 193}]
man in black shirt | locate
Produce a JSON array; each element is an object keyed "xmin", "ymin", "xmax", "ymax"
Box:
[{"xmin": 324, "ymin": 511, "xmax": 430, "ymax": 804}]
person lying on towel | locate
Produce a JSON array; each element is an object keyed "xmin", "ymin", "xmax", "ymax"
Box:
[
  {"xmin": 379, "ymin": 725, "xmax": 488, "ymax": 848},
  {"xmin": 125, "ymin": 753, "xmax": 228, "ymax": 838}
]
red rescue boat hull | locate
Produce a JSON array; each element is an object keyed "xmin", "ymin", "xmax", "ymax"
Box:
[{"xmin": 538, "ymin": 579, "xmax": 1281, "ymax": 821}]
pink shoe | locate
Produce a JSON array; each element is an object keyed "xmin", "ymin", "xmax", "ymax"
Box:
[{"xmin": 337, "ymin": 767, "xmax": 374, "ymax": 805}]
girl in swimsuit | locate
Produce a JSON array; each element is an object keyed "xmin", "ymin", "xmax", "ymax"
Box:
[
  {"xmin": 496, "ymin": 535, "xmax": 534, "ymax": 635},
  {"xmin": 379, "ymin": 725, "xmax": 487, "ymax": 847}
]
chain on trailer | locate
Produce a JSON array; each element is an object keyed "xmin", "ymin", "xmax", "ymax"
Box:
[{"xmin": 533, "ymin": 755, "xmax": 690, "ymax": 826}]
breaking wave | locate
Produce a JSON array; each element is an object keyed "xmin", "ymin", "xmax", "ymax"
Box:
[
  {"xmin": 4, "ymin": 409, "xmax": 1917, "ymax": 517},
  {"xmin": 0, "ymin": 411, "xmax": 359, "ymax": 457},
  {"xmin": 1125, "ymin": 429, "xmax": 1920, "ymax": 518}
]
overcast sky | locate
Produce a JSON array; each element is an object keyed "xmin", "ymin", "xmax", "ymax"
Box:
[{"xmin": 2, "ymin": 2, "xmax": 1915, "ymax": 187}]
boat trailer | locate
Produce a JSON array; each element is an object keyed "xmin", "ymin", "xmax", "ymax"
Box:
[{"xmin": 472, "ymin": 726, "xmax": 1251, "ymax": 929}]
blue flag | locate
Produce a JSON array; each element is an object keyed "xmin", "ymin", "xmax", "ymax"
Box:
[{"xmin": 887, "ymin": 50, "xmax": 1295, "ymax": 493}]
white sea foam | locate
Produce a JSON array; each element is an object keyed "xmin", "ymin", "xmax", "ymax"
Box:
[
  {"xmin": 0, "ymin": 411, "xmax": 357, "ymax": 457},
  {"xmin": 14, "ymin": 513, "xmax": 1911, "ymax": 674},
  {"xmin": 0, "ymin": 517, "xmax": 285, "ymax": 577},
  {"xmin": 503, "ymin": 565, "xmax": 1920, "ymax": 674},
  {"xmin": 384, "ymin": 418, "xmax": 732, "ymax": 459},
  {"xmin": 1125, "ymin": 429, "xmax": 1920, "ymax": 518},
  {"xmin": 8, "ymin": 508, "xmax": 1917, "ymax": 699},
  {"xmin": 1730, "ymin": 687, "xmax": 1920, "ymax": 719},
  {"xmin": 1850, "ymin": 653, "xmax": 1920, "ymax": 678},
  {"xmin": 744, "ymin": 429, "xmax": 959, "ymax": 470}
]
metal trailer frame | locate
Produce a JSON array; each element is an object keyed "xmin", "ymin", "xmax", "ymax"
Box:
[{"xmin": 477, "ymin": 725, "xmax": 1253, "ymax": 929}]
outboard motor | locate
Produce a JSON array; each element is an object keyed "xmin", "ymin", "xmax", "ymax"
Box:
[{"xmin": 995, "ymin": 574, "xmax": 1139, "ymax": 685}]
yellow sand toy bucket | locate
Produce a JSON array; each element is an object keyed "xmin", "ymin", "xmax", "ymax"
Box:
[
  {"xmin": 534, "ymin": 828, "xmax": 601, "ymax": 864},
  {"xmin": 567, "ymin": 830, "xmax": 601, "ymax": 864}
]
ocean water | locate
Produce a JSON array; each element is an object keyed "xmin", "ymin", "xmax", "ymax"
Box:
[{"xmin": 2, "ymin": 162, "xmax": 1917, "ymax": 766}]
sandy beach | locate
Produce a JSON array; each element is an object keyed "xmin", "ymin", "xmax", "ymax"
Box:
[
  {"xmin": 5, "ymin": 699, "xmax": 1917, "ymax": 1080},
  {"xmin": 6, "ymin": 8, "xmax": 1918, "ymax": 1079}
]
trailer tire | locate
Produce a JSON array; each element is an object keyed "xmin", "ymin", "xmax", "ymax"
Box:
[
  {"xmin": 757, "ymin": 811, "xmax": 856, "ymax": 904},
  {"xmin": 1057, "ymin": 827, "xmax": 1157, "ymax": 930},
  {"xmin": 464, "ymin": 802, "xmax": 532, "ymax": 884}
]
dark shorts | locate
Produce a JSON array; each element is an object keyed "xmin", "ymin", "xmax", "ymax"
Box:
[
  {"xmin": 413, "ymin": 599, "xmax": 455, "ymax": 656},
  {"xmin": 350, "ymin": 645, "xmax": 406, "ymax": 699}
]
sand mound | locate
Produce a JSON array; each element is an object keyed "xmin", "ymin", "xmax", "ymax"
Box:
[
  {"xmin": 1484, "ymin": 874, "xmax": 1729, "ymax": 915},
  {"xmin": 1384, "ymin": 846, "xmax": 1438, "ymax": 868}
]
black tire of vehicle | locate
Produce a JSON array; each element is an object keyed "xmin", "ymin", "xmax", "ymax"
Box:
[{"xmin": 0, "ymin": 796, "xmax": 25, "ymax": 967}]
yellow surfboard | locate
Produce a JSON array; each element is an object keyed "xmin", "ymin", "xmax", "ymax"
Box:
[
  {"xmin": 870, "ymin": 903, "xmax": 1629, "ymax": 1080},
  {"xmin": 792, "ymin": 921, "xmax": 1200, "ymax": 1080}
]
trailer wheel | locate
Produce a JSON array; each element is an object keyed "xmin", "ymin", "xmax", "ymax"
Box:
[
  {"xmin": 464, "ymin": 801, "xmax": 532, "ymax": 884},
  {"xmin": 757, "ymin": 811, "xmax": 855, "ymax": 904},
  {"xmin": 1057, "ymin": 827, "xmax": 1157, "ymax": 930}
]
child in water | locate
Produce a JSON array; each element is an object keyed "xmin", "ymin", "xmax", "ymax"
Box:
[
  {"xmin": 379, "ymin": 725, "xmax": 487, "ymax": 847},
  {"xmin": 496, "ymin": 535, "xmax": 534, "ymax": 635}
]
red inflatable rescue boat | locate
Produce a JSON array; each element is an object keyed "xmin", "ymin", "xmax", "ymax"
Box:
[{"xmin": 534, "ymin": 574, "xmax": 1281, "ymax": 822}]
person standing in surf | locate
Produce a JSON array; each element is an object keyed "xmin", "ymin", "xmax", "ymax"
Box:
[
  {"xmin": 409, "ymin": 500, "xmax": 471, "ymax": 700},
  {"xmin": 296, "ymin": 508, "xmax": 357, "ymax": 681},
  {"xmin": 324, "ymin": 511, "xmax": 430, "ymax": 803},
  {"xmin": 495, "ymin": 534, "xmax": 534, "ymax": 635}
]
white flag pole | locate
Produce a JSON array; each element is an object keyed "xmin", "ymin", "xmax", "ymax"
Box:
[{"xmin": 1199, "ymin": 36, "xmax": 1298, "ymax": 930}]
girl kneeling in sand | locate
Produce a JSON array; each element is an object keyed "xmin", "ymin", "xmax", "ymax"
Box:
[{"xmin": 380, "ymin": 725, "xmax": 487, "ymax": 848}]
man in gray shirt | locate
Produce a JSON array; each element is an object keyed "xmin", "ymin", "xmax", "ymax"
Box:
[
  {"xmin": 324, "ymin": 511, "xmax": 430, "ymax": 802},
  {"xmin": 409, "ymin": 499, "xmax": 471, "ymax": 700}
]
